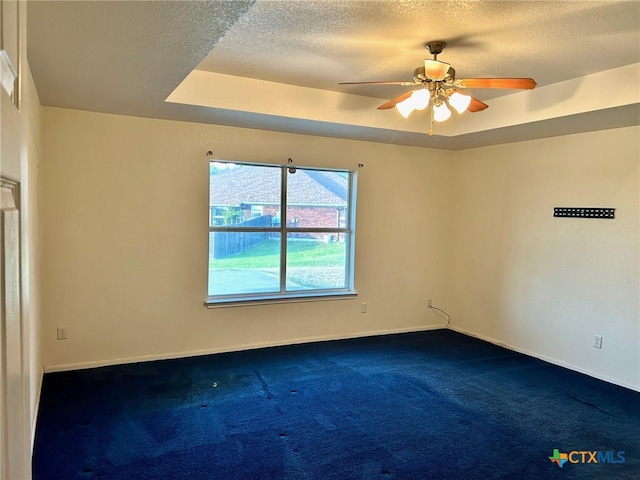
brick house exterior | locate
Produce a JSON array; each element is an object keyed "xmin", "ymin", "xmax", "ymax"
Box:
[{"xmin": 210, "ymin": 166, "xmax": 349, "ymax": 238}]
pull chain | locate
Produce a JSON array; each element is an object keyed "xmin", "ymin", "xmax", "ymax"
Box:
[{"xmin": 428, "ymin": 89, "xmax": 435, "ymax": 136}]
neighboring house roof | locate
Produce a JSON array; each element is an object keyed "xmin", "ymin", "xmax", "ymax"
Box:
[{"xmin": 210, "ymin": 166, "xmax": 348, "ymax": 207}]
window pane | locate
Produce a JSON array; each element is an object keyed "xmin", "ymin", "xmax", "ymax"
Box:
[
  {"xmin": 208, "ymin": 232, "xmax": 281, "ymax": 296},
  {"xmin": 286, "ymin": 169, "xmax": 348, "ymax": 228},
  {"xmin": 285, "ymin": 234, "xmax": 348, "ymax": 291},
  {"xmin": 210, "ymin": 162, "xmax": 281, "ymax": 228}
]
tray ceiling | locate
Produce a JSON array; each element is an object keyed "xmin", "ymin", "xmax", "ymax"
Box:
[{"xmin": 28, "ymin": 1, "xmax": 640, "ymax": 149}]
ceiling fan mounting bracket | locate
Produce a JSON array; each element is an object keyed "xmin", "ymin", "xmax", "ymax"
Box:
[{"xmin": 425, "ymin": 41, "xmax": 447, "ymax": 56}]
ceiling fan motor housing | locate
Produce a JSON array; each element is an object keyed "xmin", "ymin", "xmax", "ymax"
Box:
[{"xmin": 413, "ymin": 66, "xmax": 456, "ymax": 84}]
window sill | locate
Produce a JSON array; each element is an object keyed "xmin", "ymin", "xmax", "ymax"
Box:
[{"xmin": 205, "ymin": 291, "xmax": 358, "ymax": 308}]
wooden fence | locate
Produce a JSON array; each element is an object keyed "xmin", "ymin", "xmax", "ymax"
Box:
[{"xmin": 211, "ymin": 215, "xmax": 273, "ymax": 259}]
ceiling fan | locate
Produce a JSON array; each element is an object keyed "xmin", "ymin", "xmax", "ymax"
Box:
[{"xmin": 339, "ymin": 41, "xmax": 536, "ymax": 135}]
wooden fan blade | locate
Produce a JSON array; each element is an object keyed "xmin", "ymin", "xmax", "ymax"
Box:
[
  {"xmin": 377, "ymin": 91, "xmax": 414, "ymax": 110},
  {"xmin": 467, "ymin": 95, "xmax": 489, "ymax": 112},
  {"xmin": 339, "ymin": 81, "xmax": 416, "ymax": 86},
  {"xmin": 456, "ymin": 78, "xmax": 536, "ymax": 89}
]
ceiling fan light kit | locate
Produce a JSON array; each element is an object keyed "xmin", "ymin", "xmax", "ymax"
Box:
[
  {"xmin": 433, "ymin": 101, "xmax": 451, "ymax": 122},
  {"xmin": 448, "ymin": 91, "xmax": 472, "ymax": 114},
  {"xmin": 409, "ymin": 88, "xmax": 430, "ymax": 110},
  {"xmin": 396, "ymin": 88, "xmax": 430, "ymax": 118},
  {"xmin": 339, "ymin": 40, "xmax": 536, "ymax": 136},
  {"xmin": 396, "ymin": 98, "xmax": 416, "ymax": 119}
]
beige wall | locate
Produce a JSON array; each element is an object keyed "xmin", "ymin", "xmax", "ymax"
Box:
[
  {"xmin": 39, "ymin": 107, "xmax": 640, "ymax": 392},
  {"xmin": 40, "ymin": 107, "xmax": 454, "ymax": 370},
  {"xmin": 450, "ymin": 126, "xmax": 640, "ymax": 390}
]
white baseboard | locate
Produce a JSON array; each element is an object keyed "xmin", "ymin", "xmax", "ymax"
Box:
[
  {"xmin": 43, "ymin": 324, "xmax": 444, "ymax": 373},
  {"xmin": 42, "ymin": 324, "xmax": 639, "ymax": 392},
  {"xmin": 448, "ymin": 325, "xmax": 640, "ymax": 393}
]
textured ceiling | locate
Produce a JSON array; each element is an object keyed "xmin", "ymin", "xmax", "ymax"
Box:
[
  {"xmin": 197, "ymin": 0, "xmax": 640, "ymax": 101},
  {"xmin": 28, "ymin": 0, "xmax": 640, "ymax": 150}
]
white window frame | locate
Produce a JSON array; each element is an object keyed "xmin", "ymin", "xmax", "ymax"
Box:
[{"xmin": 206, "ymin": 161, "xmax": 358, "ymax": 307}]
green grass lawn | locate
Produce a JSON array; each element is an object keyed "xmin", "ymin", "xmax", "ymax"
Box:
[{"xmin": 210, "ymin": 239, "xmax": 345, "ymax": 269}]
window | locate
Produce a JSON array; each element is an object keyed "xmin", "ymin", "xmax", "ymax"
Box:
[
  {"xmin": 207, "ymin": 161, "xmax": 357, "ymax": 305},
  {"xmin": 250, "ymin": 205, "xmax": 264, "ymax": 219}
]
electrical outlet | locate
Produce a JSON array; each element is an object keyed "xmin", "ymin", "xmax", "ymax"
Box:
[
  {"xmin": 427, "ymin": 299, "xmax": 433, "ymax": 308},
  {"xmin": 361, "ymin": 302, "xmax": 367, "ymax": 313},
  {"xmin": 57, "ymin": 326, "xmax": 68, "ymax": 340},
  {"xmin": 593, "ymin": 335, "xmax": 602, "ymax": 349}
]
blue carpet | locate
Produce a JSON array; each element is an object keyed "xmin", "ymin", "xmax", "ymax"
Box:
[{"xmin": 33, "ymin": 329, "xmax": 640, "ymax": 479}]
